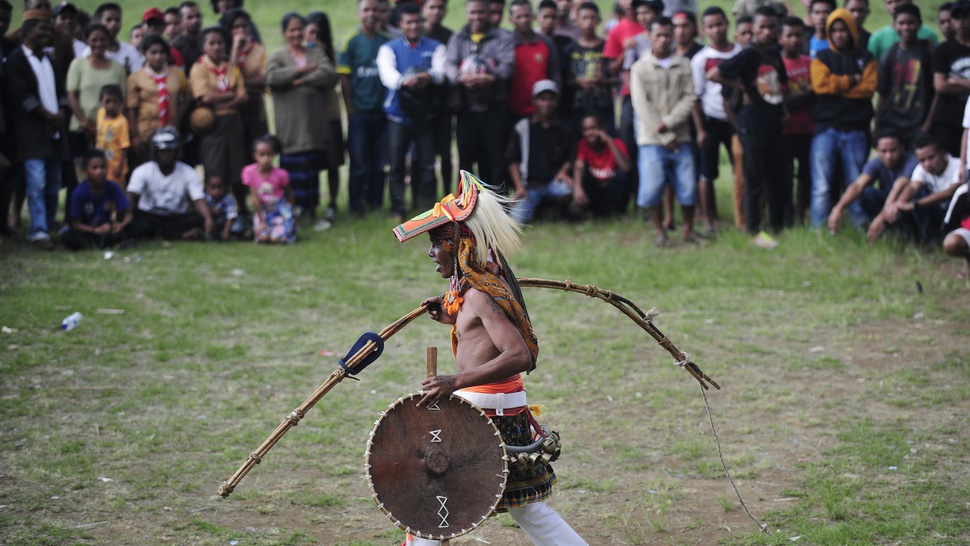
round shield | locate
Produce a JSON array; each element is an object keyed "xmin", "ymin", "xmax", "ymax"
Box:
[{"xmin": 365, "ymin": 392, "xmax": 508, "ymax": 541}]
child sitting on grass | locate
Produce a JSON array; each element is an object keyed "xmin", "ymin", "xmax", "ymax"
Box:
[
  {"xmin": 242, "ymin": 135, "xmax": 296, "ymax": 244},
  {"xmin": 63, "ymin": 149, "xmax": 132, "ymax": 250},
  {"xmin": 204, "ymin": 175, "xmax": 245, "ymax": 241},
  {"xmin": 95, "ymin": 84, "xmax": 131, "ymax": 187}
]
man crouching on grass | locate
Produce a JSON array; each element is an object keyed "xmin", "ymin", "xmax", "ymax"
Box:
[{"xmin": 392, "ymin": 171, "xmax": 587, "ymax": 546}]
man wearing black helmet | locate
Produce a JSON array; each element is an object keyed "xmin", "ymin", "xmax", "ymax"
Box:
[{"xmin": 127, "ymin": 127, "xmax": 213, "ymax": 240}]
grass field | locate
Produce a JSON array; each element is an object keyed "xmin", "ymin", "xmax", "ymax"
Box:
[{"xmin": 2, "ymin": 1, "xmax": 966, "ymax": 545}]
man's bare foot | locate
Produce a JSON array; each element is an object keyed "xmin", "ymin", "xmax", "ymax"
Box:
[{"xmin": 181, "ymin": 227, "xmax": 204, "ymax": 240}]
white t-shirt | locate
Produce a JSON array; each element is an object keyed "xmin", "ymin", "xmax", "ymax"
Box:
[
  {"xmin": 911, "ymin": 155, "xmax": 961, "ymax": 199},
  {"xmin": 962, "ymin": 99, "xmax": 970, "ymax": 163},
  {"xmin": 128, "ymin": 161, "xmax": 204, "ymax": 215},
  {"xmin": 691, "ymin": 43, "xmax": 742, "ymax": 121},
  {"xmin": 81, "ymin": 40, "xmax": 143, "ymax": 72}
]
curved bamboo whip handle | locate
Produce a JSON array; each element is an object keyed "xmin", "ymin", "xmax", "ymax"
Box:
[
  {"xmin": 218, "ymin": 305, "xmax": 429, "ymax": 498},
  {"xmin": 516, "ymin": 278, "xmax": 720, "ymax": 390}
]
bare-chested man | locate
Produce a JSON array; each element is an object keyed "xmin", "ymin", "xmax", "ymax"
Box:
[{"xmin": 393, "ymin": 171, "xmax": 586, "ymax": 546}]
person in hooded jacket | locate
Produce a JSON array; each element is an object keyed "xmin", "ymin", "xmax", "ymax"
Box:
[{"xmin": 808, "ymin": 7, "xmax": 877, "ymax": 228}]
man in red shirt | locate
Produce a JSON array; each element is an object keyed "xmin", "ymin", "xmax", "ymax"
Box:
[
  {"xmin": 572, "ymin": 113, "xmax": 631, "ymax": 217},
  {"xmin": 508, "ymin": 0, "xmax": 561, "ymax": 120}
]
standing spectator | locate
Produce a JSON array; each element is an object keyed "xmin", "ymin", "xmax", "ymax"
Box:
[
  {"xmin": 554, "ymin": 0, "xmax": 581, "ymax": 40},
  {"xmin": 931, "ymin": 0, "xmax": 970, "ymax": 159},
  {"xmin": 62, "ymin": 149, "xmax": 131, "ymax": 250},
  {"xmin": 673, "ymin": 10, "xmax": 703, "ymax": 57},
  {"xmin": 127, "ymin": 34, "xmax": 191, "ymax": 167},
  {"xmin": 869, "ymin": 0, "xmax": 939, "ymax": 63},
  {"xmin": 631, "ymin": 16, "xmax": 699, "ymax": 246},
  {"xmin": 66, "ymin": 22, "xmax": 126, "ymax": 210},
  {"xmin": 563, "ymin": 2, "xmax": 617, "ymax": 134},
  {"xmin": 338, "ymin": 0, "xmax": 389, "ymax": 215},
  {"xmin": 94, "ymin": 84, "xmax": 130, "ymax": 185},
  {"xmin": 421, "ymin": 0, "xmax": 455, "ymax": 195},
  {"xmin": 867, "ymin": 135, "xmax": 961, "ymax": 243},
  {"xmin": 189, "ymin": 26, "xmax": 247, "ymax": 216},
  {"xmin": 875, "ymin": 4, "xmax": 935, "ymax": 148},
  {"xmin": 172, "ymin": 1, "xmax": 203, "ymax": 74},
  {"xmin": 127, "ymin": 127, "xmax": 212, "ymax": 239},
  {"xmin": 722, "ymin": 14, "xmax": 754, "ymax": 230},
  {"xmin": 939, "ymin": 3, "xmax": 957, "ymax": 43},
  {"xmin": 709, "ymin": 7, "xmax": 789, "ymax": 245},
  {"xmin": 377, "ymin": 2, "xmax": 446, "ymax": 220},
  {"xmin": 732, "ymin": 0, "xmax": 790, "ymax": 18},
  {"xmin": 508, "ymin": 0, "xmax": 561, "ymax": 120},
  {"xmin": 808, "ymin": 0, "xmax": 834, "ymax": 58},
  {"xmin": 780, "ymin": 16, "xmax": 814, "ymax": 226},
  {"xmin": 445, "ymin": 0, "xmax": 515, "ymax": 190},
  {"xmin": 845, "ymin": 0, "xmax": 871, "ymax": 51},
  {"xmin": 53, "ymin": 3, "xmax": 85, "ymax": 58},
  {"xmin": 572, "ymin": 113, "xmax": 631, "ymax": 217},
  {"xmin": 827, "ymin": 129, "xmax": 917, "ymax": 233},
  {"xmin": 6, "ymin": 0, "xmax": 76, "ymax": 80},
  {"xmin": 808, "ymin": 8, "xmax": 876, "ymax": 228},
  {"xmin": 508, "ymin": 80, "xmax": 575, "ymax": 224},
  {"xmin": 673, "ymin": 9, "xmax": 705, "ymax": 232},
  {"xmin": 266, "ymin": 12, "xmax": 336, "ymax": 228},
  {"xmin": 306, "ymin": 12, "xmax": 343, "ymax": 221},
  {"xmin": 82, "ymin": 3, "xmax": 143, "ymax": 73},
  {"xmin": 536, "ymin": 0, "xmax": 575, "ymax": 117},
  {"xmin": 8, "ymin": 8, "xmax": 70, "ymax": 249},
  {"xmin": 130, "ymin": 23, "xmax": 145, "ymax": 52},
  {"xmin": 0, "ymin": 0, "xmax": 16, "ymax": 237},
  {"xmin": 692, "ymin": 6, "xmax": 742, "ymax": 232},
  {"xmin": 488, "ymin": 0, "xmax": 507, "ymax": 28},
  {"xmin": 163, "ymin": 7, "xmax": 182, "ymax": 42},
  {"xmin": 222, "ymin": 8, "xmax": 267, "ymax": 158}
]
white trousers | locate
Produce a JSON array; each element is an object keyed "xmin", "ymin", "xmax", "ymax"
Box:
[{"xmin": 405, "ymin": 501, "xmax": 587, "ymax": 546}]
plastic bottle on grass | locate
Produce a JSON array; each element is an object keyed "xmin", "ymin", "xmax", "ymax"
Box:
[{"xmin": 61, "ymin": 312, "xmax": 83, "ymax": 331}]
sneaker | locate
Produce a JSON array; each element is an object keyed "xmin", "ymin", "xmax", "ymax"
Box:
[
  {"xmin": 752, "ymin": 231, "xmax": 778, "ymax": 249},
  {"xmin": 313, "ymin": 219, "xmax": 332, "ymax": 232}
]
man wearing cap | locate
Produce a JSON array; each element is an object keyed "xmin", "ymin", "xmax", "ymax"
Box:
[
  {"xmin": 52, "ymin": 3, "xmax": 84, "ymax": 58},
  {"xmin": 81, "ymin": 3, "xmax": 143, "ymax": 73},
  {"xmin": 127, "ymin": 127, "xmax": 213, "ymax": 240},
  {"xmin": 7, "ymin": 7, "xmax": 70, "ymax": 249},
  {"xmin": 507, "ymin": 80, "xmax": 575, "ymax": 224},
  {"xmin": 393, "ymin": 171, "xmax": 587, "ymax": 546},
  {"xmin": 631, "ymin": 15, "xmax": 699, "ymax": 246}
]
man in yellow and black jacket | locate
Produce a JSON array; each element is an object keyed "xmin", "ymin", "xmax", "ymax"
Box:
[{"xmin": 808, "ymin": 8, "xmax": 877, "ymax": 228}]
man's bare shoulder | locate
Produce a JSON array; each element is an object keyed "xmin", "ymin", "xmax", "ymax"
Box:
[{"xmin": 461, "ymin": 288, "xmax": 508, "ymax": 319}]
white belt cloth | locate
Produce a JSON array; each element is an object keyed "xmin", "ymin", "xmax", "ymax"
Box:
[{"xmin": 454, "ymin": 390, "xmax": 527, "ymax": 416}]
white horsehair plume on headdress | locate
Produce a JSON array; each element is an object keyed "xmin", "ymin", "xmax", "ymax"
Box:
[{"xmin": 462, "ymin": 184, "xmax": 522, "ymax": 265}]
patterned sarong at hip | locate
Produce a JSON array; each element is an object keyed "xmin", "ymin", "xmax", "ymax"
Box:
[
  {"xmin": 492, "ymin": 411, "xmax": 557, "ymax": 512},
  {"xmin": 280, "ymin": 150, "xmax": 325, "ymax": 212}
]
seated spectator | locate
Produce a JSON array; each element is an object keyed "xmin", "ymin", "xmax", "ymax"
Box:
[
  {"xmin": 631, "ymin": 16, "xmax": 698, "ymax": 247},
  {"xmin": 62, "ymin": 149, "xmax": 132, "ymax": 250},
  {"xmin": 203, "ymin": 175, "xmax": 244, "ymax": 241},
  {"xmin": 571, "ymin": 114, "xmax": 630, "ymax": 217},
  {"xmin": 127, "ymin": 128, "xmax": 213, "ymax": 240},
  {"xmin": 867, "ymin": 136, "xmax": 962, "ymax": 244},
  {"xmin": 243, "ymin": 135, "xmax": 297, "ymax": 244},
  {"xmin": 508, "ymin": 80, "xmax": 575, "ymax": 224},
  {"xmin": 942, "ymin": 182, "xmax": 970, "ymax": 278},
  {"xmin": 95, "ymin": 84, "xmax": 130, "ymax": 186},
  {"xmin": 808, "ymin": 8, "xmax": 876, "ymax": 229},
  {"xmin": 827, "ymin": 130, "xmax": 917, "ymax": 233},
  {"xmin": 874, "ymin": 4, "xmax": 934, "ymax": 148}
]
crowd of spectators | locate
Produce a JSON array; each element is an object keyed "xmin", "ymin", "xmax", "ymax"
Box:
[{"xmin": 1, "ymin": 0, "xmax": 970, "ymax": 275}]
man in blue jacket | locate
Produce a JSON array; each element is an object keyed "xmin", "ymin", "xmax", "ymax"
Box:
[{"xmin": 377, "ymin": 2, "xmax": 447, "ymax": 220}]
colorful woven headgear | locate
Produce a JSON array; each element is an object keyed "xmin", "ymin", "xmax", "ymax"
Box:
[
  {"xmin": 392, "ymin": 170, "xmax": 483, "ymax": 243},
  {"xmin": 23, "ymin": 8, "xmax": 52, "ymax": 22}
]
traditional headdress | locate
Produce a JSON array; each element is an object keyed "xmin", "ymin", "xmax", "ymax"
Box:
[{"xmin": 393, "ymin": 171, "xmax": 538, "ymax": 367}]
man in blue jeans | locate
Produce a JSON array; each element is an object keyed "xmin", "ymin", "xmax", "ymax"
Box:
[
  {"xmin": 507, "ymin": 80, "xmax": 575, "ymax": 224},
  {"xmin": 338, "ymin": 0, "xmax": 389, "ymax": 215},
  {"xmin": 376, "ymin": 2, "xmax": 447, "ymax": 221},
  {"xmin": 6, "ymin": 9, "xmax": 70, "ymax": 250},
  {"xmin": 630, "ymin": 16, "xmax": 698, "ymax": 247},
  {"xmin": 808, "ymin": 8, "xmax": 876, "ymax": 228}
]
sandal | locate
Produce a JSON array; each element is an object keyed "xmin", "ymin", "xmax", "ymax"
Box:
[{"xmin": 653, "ymin": 234, "xmax": 670, "ymax": 248}]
